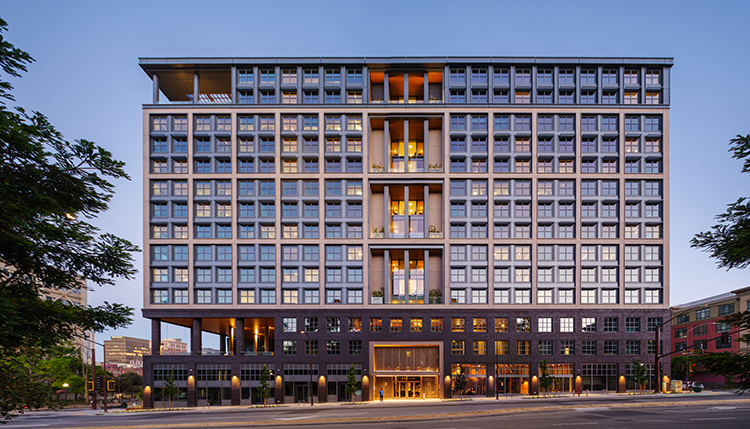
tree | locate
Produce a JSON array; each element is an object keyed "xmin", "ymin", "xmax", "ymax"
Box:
[
  {"xmin": 258, "ymin": 364, "xmax": 271, "ymax": 407},
  {"xmin": 344, "ymin": 364, "xmax": 358, "ymax": 404},
  {"xmin": 691, "ymin": 134, "xmax": 750, "ymax": 269},
  {"xmin": 453, "ymin": 366, "xmax": 467, "ymax": 400},
  {"xmin": 538, "ymin": 360, "xmax": 554, "ymax": 397},
  {"xmin": 162, "ymin": 370, "xmax": 177, "ymax": 410},
  {"xmin": 0, "ymin": 17, "xmax": 138, "ymax": 422},
  {"xmin": 115, "ymin": 372, "xmax": 143, "ymax": 398},
  {"xmin": 691, "ymin": 133, "xmax": 750, "ymax": 395},
  {"xmin": 631, "ymin": 358, "xmax": 648, "ymax": 394}
]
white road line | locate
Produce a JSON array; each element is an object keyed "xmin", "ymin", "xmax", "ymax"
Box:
[{"xmin": 690, "ymin": 417, "xmax": 736, "ymax": 421}]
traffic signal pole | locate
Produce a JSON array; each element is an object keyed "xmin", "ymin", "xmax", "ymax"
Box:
[
  {"xmin": 91, "ymin": 335, "xmax": 97, "ymax": 410},
  {"xmin": 103, "ymin": 345, "xmax": 107, "ymax": 413}
]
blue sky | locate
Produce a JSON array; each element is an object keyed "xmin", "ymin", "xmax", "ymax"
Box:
[{"xmin": 3, "ymin": 0, "xmax": 749, "ymax": 348}]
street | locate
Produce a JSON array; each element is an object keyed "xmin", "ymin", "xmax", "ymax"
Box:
[{"xmin": 6, "ymin": 392, "xmax": 750, "ymax": 429}]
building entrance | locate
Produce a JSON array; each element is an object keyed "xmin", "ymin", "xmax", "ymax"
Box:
[
  {"xmin": 374, "ymin": 375, "xmax": 438, "ymax": 399},
  {"xmin": 394, "ymin": 376, "xmax": 421, "ymax": 398}
]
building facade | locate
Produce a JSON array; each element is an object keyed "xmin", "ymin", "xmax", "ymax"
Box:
[
  {"xmin": 104, "ymin": 336, "xmax": 151, "ymax": 366},
  {"xmin": 671, "ymin": 286, "xmax": 750, "ymax": 385},
  {"xmin": 141, "ymin": 57, "xmax": 672, "ymax": 407}
]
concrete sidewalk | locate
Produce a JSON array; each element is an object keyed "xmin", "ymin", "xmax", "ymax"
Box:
[{"xmin": 108, "ymin": 389, "xmax": 734, "ymax": 415}]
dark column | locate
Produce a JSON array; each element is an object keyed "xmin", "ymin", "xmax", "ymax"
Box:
[
  {"xmin": 220, "ymin": 334, "xmax": 227, "ymax": 355},
  {"xmin": 151, "ymin": 319, "xmax": 161, "ymax": 355},
  {"xmin": 274, "ymin": 370, "xmax": 283, "ymax": 404},
  {"xmin": 443, "ymin": 374, "xmax": 452, "ymax": 399},
  {"xmin": 193, "ymin": 73, "xmax": 199, "ymax": 104},
  {"xmin": 187, "ymin": 364, "xmax": 197, "ymax": 407},
  {"xmin": 362, "ymin": 372, "xmax": 370, "ymax": 401},
  {"xmin": 152, "ymin": 73, "xmax": 159, "ymax": 104},
  {"xmin": 530, "ymin": 375, "xmax": 539, "ymax": 395},
  {"xmin": 318, "ymin": 368, "xmax": 325, "ymax": 403},
  {"xmin": 231, "ymin": 363, "xmax": 241, "ymax": 405},
  {"xmin": 191, "ymin": 318, "xmax": 202, "ymax": 355},
  {"xmin": 235, "ymin": 318, "xmax": 245, "ymax": 356},
  {"xmin": 617, "ymin": 375, "xmax": 626, "ymax": 393}
]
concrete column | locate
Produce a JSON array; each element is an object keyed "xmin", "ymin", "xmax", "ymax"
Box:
[
  {"xmin": 193, "ymin": 73, "xmax": 200, "ymax": 104},
  {"xmin": 384, "ymin": 119, "xmax": 390, "ymax": 171},
  {"xmin": 231, "ymin": 66, "xmax": 237, "ymax": 104},
  {"xmin": 384, "ymin": 185, "xmax": 390, "ymax": 238},
  {"xmin": 404, "ymin": 72, "xmax": 409, "ymax": 103},
  {"xmin": 152, "ymin": 73, "xmax": 159, "ymax": 104},
  {"xmin": 151, "ymin": 319, "xmax": 161, "ymax": 355},
  {"xmin": 404, "ymin": 183, "xmax": 410, "ymax": 239},
  {"xmin": 424, "ymin": 249, "xmax": 430, "ymax": 301},
  {"xmin": 362, "ymin": 65, "xmax": 369, "ymax": 103},
  {"xmin": 423, "ymin": 120, "xmax": 429, "ymax": 172},
  {"xmin": 404, "ymin": 120, "xmax": 410, "ymax": 173},
  {"xmin": 235, "ymin": 318, "xmax": 245, "ymax": 356},
  {"xmin": 384, "ymin": 72, "xmax": 389, "ymax": 103},
  {"xmin": 404, "ymin": 249, "xmax": 410, "ymax": 300},
  {"xmin": 424, "ymin": 72, "xmax": 429, "ymax": 103},
  {"xmin": 191, "ymin": 318, "xmax": 202, "ymax": 355},
  {"xmin": 384, "ymin": 249, "xmax": 390, "ymax": 303}
]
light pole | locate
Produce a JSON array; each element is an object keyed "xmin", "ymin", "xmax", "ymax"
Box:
[
  {"xmin": 300, "ymin": 331, "xmax": 314, "ymax": 406},
  {"xmin": 62, "ymin": 383, "xmax": 69, "ymax": 404}
]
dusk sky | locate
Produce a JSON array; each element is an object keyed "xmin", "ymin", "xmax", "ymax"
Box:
[{"xmin": 3, "ymin": 0, "xmax": 749, "ymax": 350}]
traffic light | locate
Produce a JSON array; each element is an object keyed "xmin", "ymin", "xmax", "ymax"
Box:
[
  {"xmin": 87, "ymin": 381, "xmax": 94, "ymax": 392},
  {"xmin": 107, "ymin": 380, "xmax": 115, "ymax": 392}
]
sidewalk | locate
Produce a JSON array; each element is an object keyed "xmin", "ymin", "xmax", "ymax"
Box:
[{"xmin": 116, "ymin": 389, "xmax": 735, "ymax": 415}]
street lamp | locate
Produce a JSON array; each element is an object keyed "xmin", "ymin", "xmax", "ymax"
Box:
[{"xmin": 300, "ymin": 331, "xmax": 314, "ymax": 406}]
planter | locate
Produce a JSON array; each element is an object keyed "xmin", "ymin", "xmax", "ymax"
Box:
[
  {"xmin": 371, "ymin": 297, "xmax": 383, "ymax": 304},
  {"xmin": 371, "ymin": 232, "xmax": 384, "ymax": 239},
  {"xmin": 429, "ymin": 296, "xmax": 443, "ymax": 304},
  {"xmin": 428, "ymin": 232, "xmax": 443, "ymax": 239},
  {"xmin": 428, "ymin": 168, "xmax": 442, "ymax": 173}
]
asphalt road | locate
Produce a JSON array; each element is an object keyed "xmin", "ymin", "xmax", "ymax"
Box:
[{"xmin": 6, "ymin": 393, "xmax": 750, "ymax": 429}]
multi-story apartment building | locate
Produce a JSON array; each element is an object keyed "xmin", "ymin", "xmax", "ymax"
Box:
[
  {"xmin": 140, "ymin": 57, "xmax": 672, "ymax": 407},
  {"xmin": 671, "ymin": 286, "xmax": 750, "ymax": 385}
]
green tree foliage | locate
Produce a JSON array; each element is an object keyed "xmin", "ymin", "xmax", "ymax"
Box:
[
  {"xmin": 162, "ymin": 370, "xmax": 177, "ymax": 410},
  {"xmin": 345, "ymin": 364, "xmax": 358, "ymax": 404},
  {"xmin": 258, "ymin": 364, "xmax": 271, "ymax": 406},
  {"xmin": 0, "ymin": 17, "xmax": 138, "ymax": 422},
  {"xmin": 697, "ymin": 311, "xmax": 750, "ymax": 393},
  {"xmin": 691, "ymin": 133, "xmax": 750, "ymax": 395},
  {"xmin": 631, "ymin": 358, "xmax": 648, "ymax": 393},
  {"xmin": 538, "ymin": 359, "xmax": 554, "ymax": 397},
  {"xmin": 691, "ymin": 135, "xmax": 750, "ymax": 269},
  {"xmin": 114, "ymin": 372, "xmax": 143, "ymax": 397}
]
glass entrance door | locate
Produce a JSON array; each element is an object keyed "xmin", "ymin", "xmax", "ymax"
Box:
[{"xmin": 395, "ymin": 377, "xmax": 421, "ymax": 398}]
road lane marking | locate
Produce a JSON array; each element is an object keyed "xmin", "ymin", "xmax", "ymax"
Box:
[
  {"xmin": 553, "ymin": 423, "xmax": 598, "ymax": 426},
  {"xmin": 690, "ymin": 417, "xmax": 735, "ymax": 421},
  {"xmin": 574, "ymin": 407, "xmax": 609, "ymax": 411}
]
